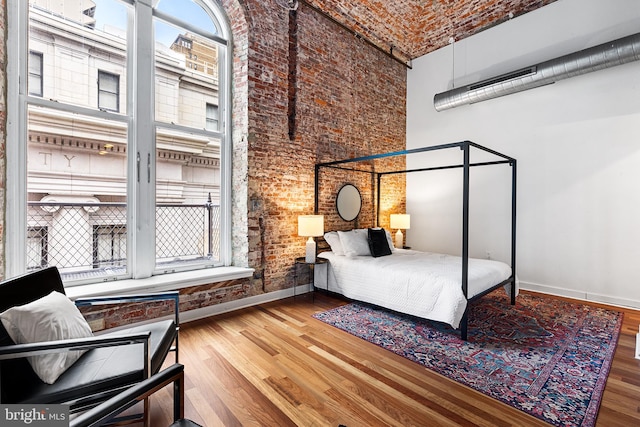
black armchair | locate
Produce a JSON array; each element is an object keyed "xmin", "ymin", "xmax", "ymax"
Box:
[
  {"xmin": 0, "ymin": 266, "xmax": 179, "ymax": 426},
  {"xmin": 69, "ymin": 363, "xmax": 185, "ymax": 427}
]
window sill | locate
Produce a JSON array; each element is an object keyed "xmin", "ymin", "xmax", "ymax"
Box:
[{"xmin": 65, "ymin": 266, "xmax": 254, "ymax": 300}]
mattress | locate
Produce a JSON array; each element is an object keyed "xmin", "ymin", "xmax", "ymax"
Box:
[{"xmin": 315, "ymin": 249, "xmax": 513, "ymax": 329}]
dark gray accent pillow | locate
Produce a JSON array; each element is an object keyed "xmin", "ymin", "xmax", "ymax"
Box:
[{"xmin": 367, "ymin": 228, "xmax": 392, "ymax": 257}]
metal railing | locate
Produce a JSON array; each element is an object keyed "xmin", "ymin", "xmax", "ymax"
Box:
[{"xmin": 27, "ymin": 197, "xmax": 220, "ymax": 279}]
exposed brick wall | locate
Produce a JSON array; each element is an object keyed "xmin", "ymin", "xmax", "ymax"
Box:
[
  {"xmin": 295, "ymin": 4, "xmax": 407, "ymax": 232},
  {"xmin": 245, "ymin": 0, "xmax": 406, "ymax": 294},
  {"xmin": 303, "ymin": 0, "xmax": 558, "ymax": 60},
  {"xmin": 79, "ymin": 279, "xmax": 249, "ymax": 331}
]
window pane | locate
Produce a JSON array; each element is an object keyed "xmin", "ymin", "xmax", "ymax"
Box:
[
  {"xmin": 155, "ymin": 0, "xmax": 218, "ymax": 34},
  {"xmin": 28, "ymin": 75, "xmax": 43, "ymax": 97},
  {"xmin": 99, "ymin": 71, "xmax": 119, "ymax": 92},
  {"xmin": 153, "ymin": 5, "xmax": 223, "ymax": 271},
  {"xmin": 29, "ymin": 0, "xmax": 128, "ymax": 114},
  {"xmin": 155, "ymin": 127, "xmax": 221, "ymax": 270},
  {"xmin": 28, "ymin": 52, "xmax": 41, "ymax": 74},
  {"xmin": 27, "ymin": 105, "xmax": 128, "ymax": 280},
  {"xmin": 99, "ymin": 93, "xmax": 119, "ymax": 111},
  {"xmin": 154, "ymin": 19, "xmax": 220, "ymax": 129}
]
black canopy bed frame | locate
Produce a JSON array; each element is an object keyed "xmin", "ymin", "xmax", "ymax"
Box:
[{"xmin": 313, "ymin": 140, "xmax": 517, "ymax": 340}]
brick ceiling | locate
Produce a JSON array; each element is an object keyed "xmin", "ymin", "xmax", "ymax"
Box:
[{"xmin": 305, "ymin": 0, "xmax": 557, "ymax": 64}]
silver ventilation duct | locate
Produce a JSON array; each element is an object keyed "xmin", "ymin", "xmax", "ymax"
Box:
[{"xmin": 434, "ymin": 32, "xmax": 640, "ymax": 111}]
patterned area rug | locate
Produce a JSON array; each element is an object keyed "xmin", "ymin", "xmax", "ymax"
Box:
[{"xmin": 313, "ymin": 292, "xmax": 622, "ymax": 426}]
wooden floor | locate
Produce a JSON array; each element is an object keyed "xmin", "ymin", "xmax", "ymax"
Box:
[{"xmin": 148, "ymin": 291, "xmax": 640, "ymax": 426}]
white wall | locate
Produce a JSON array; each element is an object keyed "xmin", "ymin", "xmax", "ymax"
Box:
[{"xmin": 406, "ymin": 0, "xmax": 640, "ymax": 308}]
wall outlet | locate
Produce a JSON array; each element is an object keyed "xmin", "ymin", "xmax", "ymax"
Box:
[
  {"xmin": 486, "ymin": 251, "xmax": 491, "ymax": 260},
  {"xmin": 88, "ymin": 318, "xmax": 105, "ymax": 332}
]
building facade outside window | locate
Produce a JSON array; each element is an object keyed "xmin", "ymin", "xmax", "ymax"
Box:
[{"xmin": 7, "ymin": 0, "xmax": 232, "ymax": 285}]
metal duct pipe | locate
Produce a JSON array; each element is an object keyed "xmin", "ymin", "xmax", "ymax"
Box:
[{"xmin": 434, "ymin": 32, "xmax": 640, "ymax": 111}]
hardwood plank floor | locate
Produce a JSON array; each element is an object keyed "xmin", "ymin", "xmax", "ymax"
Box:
[{"xmin": 148, "ymin": 291, "xmax": 640, "ymax": 426}]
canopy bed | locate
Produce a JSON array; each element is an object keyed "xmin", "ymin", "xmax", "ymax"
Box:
[{"xmin": 313, "ymin": 140, "xmax": 517, "ymax": 340}]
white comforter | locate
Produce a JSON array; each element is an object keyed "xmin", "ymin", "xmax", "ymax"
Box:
[{"xmin": 316, "ymin": 249, "xmax": 513, "ymax": 329}]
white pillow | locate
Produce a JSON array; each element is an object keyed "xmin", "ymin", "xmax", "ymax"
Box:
[
  {"xmin": 0, "ymin": 290, "xmax": 94, "ymax": 384},
  {"xmin": 324, "ymin": 231, "xmax": 345, "ymax": 255},
  {"xmin": 338, "ymin": 229, "xmax": 371, "ymax": 257},
  {"xmin": 386, "ymin": 229, "xmax": 396, "ymax": 251}
]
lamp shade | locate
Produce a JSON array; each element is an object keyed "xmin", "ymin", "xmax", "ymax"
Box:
[
  {"xmin": 298, "ymin": 215, "xmax": 324, "ymax": 237},
  {"xmin": 390, "ymin": 214, "xmax": 410, "ymax": 230}
]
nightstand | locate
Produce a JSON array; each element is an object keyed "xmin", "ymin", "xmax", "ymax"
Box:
[{"xmin": 294, "ymin": 257, "xmax": 328, "ymax": 299}]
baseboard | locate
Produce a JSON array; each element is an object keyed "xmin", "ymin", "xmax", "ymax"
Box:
[
  {"xmin": 180, "ymin": 283, "xmax": 312, "ymax": 324},
  {"xmin": 519, "ymin": 280, "xmax": 640, "ymax": 311},
  {"xmin": 177, "ymin": 279, "xmax": 640, "ymax": 326}
]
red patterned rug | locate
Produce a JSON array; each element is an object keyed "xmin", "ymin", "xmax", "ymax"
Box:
[{"xmin": 312, "ymin": 292, "xmax": 622, "ymax": 426}]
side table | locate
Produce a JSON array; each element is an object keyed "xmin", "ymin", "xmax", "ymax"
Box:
[{"xmin": 294, "ymin": 257, "xmax": 328, "ymax": 299}]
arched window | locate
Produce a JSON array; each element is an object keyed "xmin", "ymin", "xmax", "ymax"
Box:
[{"xmin": 6, "ymin": 0, "xmax": 232, "ymax": 284}]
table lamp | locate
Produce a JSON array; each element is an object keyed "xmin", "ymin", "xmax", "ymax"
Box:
[
  {"xmin": 390, "ymin": 214, "xmax": 410, "ymax": 249},
  {"xmin": 298, "ymin": 215, "xmax": 324, "ymax": 262}
]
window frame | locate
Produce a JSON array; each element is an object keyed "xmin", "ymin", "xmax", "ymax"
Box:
[{"xmin": 6, "ymin": 0, "xmax": 234, "ymax": 283}]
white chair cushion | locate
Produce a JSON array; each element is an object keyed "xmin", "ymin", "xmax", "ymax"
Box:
[{"xmin": 0, "ymin": 290, "xmax": 93, "ymax": 384}]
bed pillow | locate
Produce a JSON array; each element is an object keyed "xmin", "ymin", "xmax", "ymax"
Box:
[
  {"xmin": 386, "ymin": 229, "xmax": 395, "ymax": 250},
  {"xmin": 0, "ymin": 290, "xmax": 94, "ymax": 384},
  {"xmin": 323, "ymin": 231, "xmax": 345, "ymax": 255},
  {"xmin": 367, "ymin": 228, "xmax": 393, "ymax": 257},
  {"xmin": 370, "ymin": 227, "xmax": 396, "ymax": 251},
  {"xmin": 338, "ymin": 229, "xmax": 371, "ymax": 257}
]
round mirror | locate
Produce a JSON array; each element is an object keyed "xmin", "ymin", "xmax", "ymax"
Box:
[{"xmin": 336, "ymin": 184, "xmax": 362, "ymax": 221}]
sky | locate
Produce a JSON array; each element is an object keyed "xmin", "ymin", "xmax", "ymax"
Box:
[{"xmin": 92, "ymin": 0, "xmax": 217, "ymax": 47}]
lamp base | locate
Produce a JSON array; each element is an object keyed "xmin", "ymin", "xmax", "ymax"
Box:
[
  {"xmin": 395, "ymin": 229, "xmax": 404, "ymax": 249},
  {"xmin": 305, "ymin": 237, "xmax": 316, "ymax": 263}
]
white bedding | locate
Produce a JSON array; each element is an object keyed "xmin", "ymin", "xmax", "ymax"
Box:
[{"xmin": 315, "ymin": 249, "xmax": 514, "ymax": 329}]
